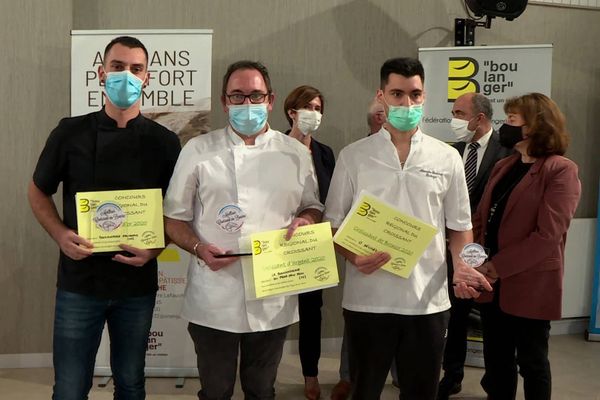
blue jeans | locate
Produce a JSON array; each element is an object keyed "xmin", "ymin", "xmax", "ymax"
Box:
[{"xmin": 52, "ymin": 289, "xmax": 155, "ymax": 400}]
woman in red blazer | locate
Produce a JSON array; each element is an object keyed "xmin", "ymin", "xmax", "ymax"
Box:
[{"xmin": 472, "ymin": 93, "xmax": 581, "ymax": 400}]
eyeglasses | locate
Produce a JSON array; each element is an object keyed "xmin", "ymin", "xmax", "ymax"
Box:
[{"xmin": 225, "ymin": 92, "xmax": 269, "ymax": 105}]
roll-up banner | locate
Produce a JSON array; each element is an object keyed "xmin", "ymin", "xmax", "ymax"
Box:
[
  {"xmin": 587, "ymin": 184, "xmax": 600, "ymax": 341},
  {"xmin": 71, "ymin": 29, "xmax": 212, "ymax": 377},
  {"xmin": 419, "ymin": 45, "xmax": 553, "ymax": 366},
  {"xmin": 419, "ymin": 44, "xmax": 552, "ymax": 142}
]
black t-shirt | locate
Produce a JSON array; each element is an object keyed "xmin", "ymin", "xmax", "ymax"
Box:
[
  {"xmin": 484, "ymin": 159, "xmax": 533, "ymax": 257},
  {"xmin": 33, "ymin": 109, "xmax": 181, "ymax": 299}
]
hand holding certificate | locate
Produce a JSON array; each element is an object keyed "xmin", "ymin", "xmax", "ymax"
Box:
[
  {"xmin": 75, "ymin": 188, "xmax": 165, "ymax": 252},
  {"xmin": 333, "ymin": 191, "xmax": 438, "ymax": 278},
  {"xmin": 241, "ymin": 222, "xmax": 339, "ymax": 299}
]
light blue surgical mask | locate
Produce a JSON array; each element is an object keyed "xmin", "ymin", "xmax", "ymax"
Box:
[
  {"xmin": 104, "ymin": 71, "xmax": 144, "ymax": 109},
  {"xmin": 387, "ymin": 104, "xmax": 423, "ymax": 132},
  {"xmin": 228, "ymin": 104, "xmax": 268, "ymax": 136}
]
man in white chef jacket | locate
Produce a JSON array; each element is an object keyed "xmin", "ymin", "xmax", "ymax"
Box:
[
  {"xmin": 324, "ymin": 57, "xmax": 492, "ymax": 400},
  {"xmin": 163, "ymin": 60, "xmax": 323, "ymax": 400}
]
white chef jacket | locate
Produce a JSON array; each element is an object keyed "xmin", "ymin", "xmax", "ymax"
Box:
[
  {"xmin": 164, "ymin": 126, "xmax": 323, "ymax": 332},
  {"xmin": 324, "ymin": 128, "xmax": 472, "ymax": 315}
]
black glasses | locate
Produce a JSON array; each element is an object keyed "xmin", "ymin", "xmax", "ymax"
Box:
[{"xmin": 225, "ymin": 92, "xmax": 269, "ymax": 105}]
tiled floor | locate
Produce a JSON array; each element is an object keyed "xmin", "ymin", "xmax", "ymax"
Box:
[{"xmin": 1, "ymin": 334, "xmax": 599, "ymax": 399}]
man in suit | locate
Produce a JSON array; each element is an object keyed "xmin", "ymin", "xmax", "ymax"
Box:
[{"xmin": 437, "ymin": 92, "xmax": 512, "ymax": 400}]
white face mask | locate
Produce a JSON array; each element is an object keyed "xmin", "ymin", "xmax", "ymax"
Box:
[
  {"xmin": 450, "ymin": 117, "xmax": 475, "ymax": 142},
  {"xmin": 295, "ymin": 109, "xmax": 322, "ymax": 135}
]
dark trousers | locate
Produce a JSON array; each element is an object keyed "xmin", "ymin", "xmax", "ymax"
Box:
[
  {"xmin": 298, "ymin": 289, "xmax": 323, "ymax": 377},
  {"xmin": 480, "ymin": 295, "xmax": 551, "ymax": 400},
  {"xmin": 52, "ymin": 290, "xmax": 155, "ymax": 400},
  {"xmin": 187, "ymin": 322, "xmax": 288, "ymax": 400},
  {"xmin": 344, "ymin": 309, "xmax": 449, "ymax": 400},
  {"xmin": 338, "ymin": 327, "xmax": 351, "ymax": 382},
  {"xmin": 442, "ymin": 283, "xmax": 476, "ymax": 384}
]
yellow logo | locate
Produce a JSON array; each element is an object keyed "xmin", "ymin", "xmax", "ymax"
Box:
[
  {"xmin": 447, "ymin": 57, "xmax": 480, "ymax": 102},
  {"xmin": 252, "ymin": 240, "xmax": 262, "ymax": 255},
  {"xmin": 78, "ymin": 198, "xmax": 90, "ymax": 213},
  {"xmin": 356, "ymin": 201, "xmax": 371, "ymax": 217}
]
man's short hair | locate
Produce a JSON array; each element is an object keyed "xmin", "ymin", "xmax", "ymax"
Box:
[
  {"xmin": 471, "ymin": 93, "xmax": 493, "ymax": 120},
  {"xmin": 222, "ymin": 60, "xmax": 272, "ymax": 96},
  {"xmin": 380, "ymin": 57, "xmax": 425, "ymax": 89},
  {"xmin": 103, "ymin": 36, "xmax": 149, "ymax": 65}
]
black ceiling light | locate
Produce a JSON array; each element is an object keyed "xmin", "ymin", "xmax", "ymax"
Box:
[{"xmin": 455, "ymin": 0, "xmax": 528, "ymax": 46}]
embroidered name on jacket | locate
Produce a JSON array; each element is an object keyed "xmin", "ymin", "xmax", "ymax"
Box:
[{"xmin": 419, "ymin": 168, "xmax": 444, "ymax": 179}]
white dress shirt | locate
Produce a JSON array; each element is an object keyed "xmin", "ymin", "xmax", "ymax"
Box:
[
  {"xmin": 462, "ymin": 128, "xmax": 493, "ymax": 172},
  {"xmin": 324, "ymin": 128, "xmax": 472, "ymax": 315},
  {"xmin": 164, "ymin": 126, "xmax": 323, "ymax": 332}
]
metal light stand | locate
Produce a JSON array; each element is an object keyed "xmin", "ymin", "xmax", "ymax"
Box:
[{"xmin": 454, "ymin": 16, "xmax": 493, "ymax": 46}]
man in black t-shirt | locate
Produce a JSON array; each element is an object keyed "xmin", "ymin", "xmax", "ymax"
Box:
[{"xmin": 28, "ymin": 36, "xmax": 180, "ymax": 400}]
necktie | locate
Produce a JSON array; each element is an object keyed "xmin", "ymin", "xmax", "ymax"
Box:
[{"xmin": 464, "ymin": 142, "xmax": 480, "ymax": 194}]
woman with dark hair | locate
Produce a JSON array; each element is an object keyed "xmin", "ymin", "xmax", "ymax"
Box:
[
  {"xmin": 473, "ymin": 93, "xmax": 581, "ymax": 400},
  {"xmin": 283, "ymin": 85, "xmax": 335, "ymax": 400}
]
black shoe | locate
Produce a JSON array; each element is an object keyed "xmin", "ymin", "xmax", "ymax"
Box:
[{"xmin": 437, "ymin": 377, "xmax": 462, "ymax": 400}]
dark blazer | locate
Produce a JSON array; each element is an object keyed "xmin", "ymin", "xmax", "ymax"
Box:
[
  {"xmin": 310, "ymin": 138, "xmax": 336, "ymax": 203},
  {"xmin": 453, "ymin": 131, "xmax": 512, "ymax": 213},
  {"xmin": 284, "ymin": 129, "xmax": 336, "ymax": 203},
  {"xmin": 473, "ymin": 154, "xmax": 581, "ymax": 320}
]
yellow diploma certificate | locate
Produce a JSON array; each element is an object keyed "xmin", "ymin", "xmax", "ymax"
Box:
[
  {"xmin": 243, "ymin": 222, "xmax": 339, "ymax": 299},
  {"xmin": 75, "ymin": 188, "xmax": 165, "ymax": 252},
  {"xmin": 333, "ymin": 191, "xmax": 439, "ymax": 278}
]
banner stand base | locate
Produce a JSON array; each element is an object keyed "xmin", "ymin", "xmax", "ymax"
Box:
[
  {"xmin": 585, "ymin": 331, "xmax": 600, "ymax": 342},
  {"xmin": 97, "ymin": 376, "xmax": 111, "ymax": 387},
  {"xmin": 465, "ymin": 339, "xmax": 484, "ymax": 368}
]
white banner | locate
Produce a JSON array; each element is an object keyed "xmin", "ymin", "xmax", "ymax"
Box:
[
  {"xmin": 71, "ymin": 29, "xmax": 212, "ymax": 144},
  {"xmin": 71, "ymin": 29, "xmax": 212, "ymax": 377},
  {"xmin": 419, "ymin": 45, "xmax": 553, "ymax": 142},
  {"xmin": 93, "ymin": 246, "xmax": 198, "ymax": 377}
]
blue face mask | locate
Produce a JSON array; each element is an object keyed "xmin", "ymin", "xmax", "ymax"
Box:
[
  {"xmin": 104, "ymin": 71, "xmax": 144, "ymax": 109},
  {"xmin": 228, "ymin": 104, "xmax": 268, "ymax": 136},
  {"xmin": 387, "ymin": 104, "xmax": 423, "ymax": 132}
]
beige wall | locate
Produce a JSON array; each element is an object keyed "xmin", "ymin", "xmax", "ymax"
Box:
[
  {"xmin": 2, "ymin": 0, "xmax": 599, "ymax": 354},
  {"xmin": 0, "ymin": 0, "xmax": 72, "ymax": 354}
]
